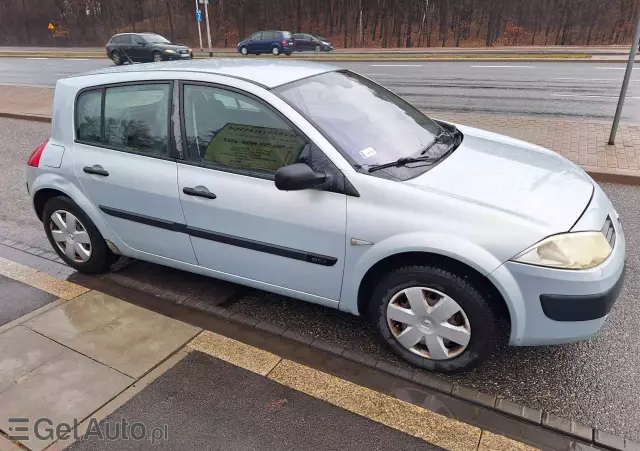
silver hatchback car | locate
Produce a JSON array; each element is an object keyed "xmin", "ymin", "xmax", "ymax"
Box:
[{"xmin": 26, "ymin": 59, "xmax": 625, "ymax": 372}]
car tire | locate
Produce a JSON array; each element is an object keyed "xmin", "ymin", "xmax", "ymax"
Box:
[
  {"xmin": 271, "ymin": 46, "xmax": 281, "ymax": 56},
  {"xmin": 110, "ymin": 50, "xmax": 123, "ymax": 65},
  {"xmin": 43, "ymin": 196, "xmax": 118, "ymax": 274},
  {"xmin": 240, "ymin": 46, "xmax": 249, "ymax": 56},
  {"xmin": 152, "ymin": 51, "xmax": 163, "ymax": 62},
  {"xmin": 315, "ymin": 45, "xmax": 322, "ymax": 52},
  {"xmin": 368, "ymin": 265, "xmax": 500, "ymax": 373}
]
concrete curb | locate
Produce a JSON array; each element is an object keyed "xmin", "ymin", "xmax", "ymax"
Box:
[
  {"xmin": 0, "ymin": 111, "xmax": 52, "ymax": 123},
  {"xmin": 1, "ymin": 236, "xmax": 637, "ymax": 450}
]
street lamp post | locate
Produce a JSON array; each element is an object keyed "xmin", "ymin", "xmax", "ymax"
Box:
[{"xmin": 608, "ymin": 8, "xmax": 640, "ymax": 145}]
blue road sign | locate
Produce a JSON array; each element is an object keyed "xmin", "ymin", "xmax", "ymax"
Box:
[{"xmin": 196, "ymin": 9, "xmax": 202, "ymax": 22}]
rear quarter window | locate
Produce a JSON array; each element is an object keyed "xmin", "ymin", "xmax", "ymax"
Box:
[
  {"xmin": 76, "ymin": 89, "xmax": 102, "ymax": 143},
  {"xmin": 282, "ymin": 31, "xmax": 292, "ymax": 39}
]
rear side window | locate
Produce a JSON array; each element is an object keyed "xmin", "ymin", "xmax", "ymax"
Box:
[
  {"xmin": 75, "ymin": 83, "xmax": 171, "ymax": 158},
  {"xmin": 262, "ymin": 31, "xmax": 275, "ymax": 40},
  {"xmin": 76, "ymin": 90, "xmax": 102, "ymax": 144}
]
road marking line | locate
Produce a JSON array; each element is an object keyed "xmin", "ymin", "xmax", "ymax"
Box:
[
  {"xmin": 26, "ymin": 57, "xmax": 48, "ymax": 60},
  {"xmin": 189, "ymin": 330, "xmax": 539, "ymax": 451},
  {"xmin": 555, "ymin": 77, "xmax": 631, "ymax": 81},
  {"xmin": 188, "ymin": 330, "xmax": 281, "ymax": 375},
  {"xmin": 550, "ymin": 93, "xmax": 640, "ymax": 99},
  {"xmin": 0, "ymin": 256, "xmax": 89, "ymax": 300},
  {"xmin": 64, "ymin": 58, "xmax": 90, "ymax": 61},
  {"xmin": 369, "ymin": 64, "xmax": 422, "ymax": 67},
  {"xmin": 471, "ymin": 65, "xmax": 535, "ymax": 68},
  {"xmin": 594, "ymin": 67, "xmax": 632, "ymax": 70}
]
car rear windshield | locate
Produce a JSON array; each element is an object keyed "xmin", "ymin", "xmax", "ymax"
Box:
[
  {"xmin": 274, "ymin": 71, "xmax": 443, "ymax": 171},
  {"xmin": 143, "ymin": 34, "xmax": 171, "ymax": 44},
  {"xmin": 281, "ymin": 31, "xmax": 292, "ymax": 38}
]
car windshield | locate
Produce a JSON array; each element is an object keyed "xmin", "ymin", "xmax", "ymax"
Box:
[
  {"xmin": 274, "ymin": 71, "xmax": 445, "ymax": 171},
  {"xmin": 143, "ymin": 34, "xmax": 171, "ymax": 44},
  {"xmin": 314, "ymin": 35, "xmax": 327, "ymax": 41}
]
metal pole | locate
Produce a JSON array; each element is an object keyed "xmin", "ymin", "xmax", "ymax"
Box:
[
  {"xmin": 608, "ymin": 9, "xmax": 640, "ymax": 145},
  {"xmin": 204, "ymin": 0, "xmax": 213, "ymax": 57},
  {"xmin": 195, "ymin": 0, "xmax": 203, "ymax": 52}
]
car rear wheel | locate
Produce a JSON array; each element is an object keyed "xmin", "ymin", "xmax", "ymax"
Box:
[
  {"xmin": 369, "ymin": 265, "xmax": 500, "ymax": 373},
  {"xmin": 315, "ymin": 45, "xmax": 322, "ymax": 52},
  {"xmin": 152, "ymin": 51, "xmax": 163, "ymax": 62},
  {"xmin": 240, "ymin": 46, "xmax": 249, "ymax": 55},
  {"xmin": 110, "ymin": 50, "xmax": 123, "ymax": 65},
  {"xmin": 271, "ymin": 46, "xmax": 281, "ymax": 56},
  {"xmin": 43, "ymin": 196, "xmax": 118, "ymax": 273}
]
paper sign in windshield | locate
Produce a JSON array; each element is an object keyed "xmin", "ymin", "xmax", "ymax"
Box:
[{"xmin": 204, "ymin": 123, "xmax": 304, "ymax": 171}]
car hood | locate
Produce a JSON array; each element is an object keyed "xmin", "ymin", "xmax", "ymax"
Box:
[{"xmin": 405, "ymin": 124, "xmax": 594, "ymax": 232}]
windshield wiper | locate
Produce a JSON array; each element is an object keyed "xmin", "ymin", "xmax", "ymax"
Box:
[
  {"xmin": 420, "ymin": 130, "xmax": 452, "ymax": 155},
  {"xmin": 367, "ymin": 130, "xmax": 452, "ymax": 173},
  {"xmin": 367, "ymin": 155, "xmax": 438, "ymax": 173}
]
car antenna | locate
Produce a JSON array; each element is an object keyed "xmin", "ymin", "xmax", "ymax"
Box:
[{"xmin": 116, "ymin": 45, "xmax": 135, "ymax": 64}]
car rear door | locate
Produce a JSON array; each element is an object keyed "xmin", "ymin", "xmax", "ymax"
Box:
[
  {"xmin": 176, "ymin": 82, "xmax": 347, "ymax": 303},
  {"xmin": 129, "ymin": 35, "xmax": 148, "ymax": 61},
  {"xmin": 260, "ymin": 31, "xmax": 275, "ymax": 52},
  {"xmin": 72, "ymin": 82, "xmax": 198, "ymax": 264}
]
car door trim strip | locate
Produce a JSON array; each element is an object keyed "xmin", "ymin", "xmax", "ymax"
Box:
[{"xmin": 99, "ymin": 205, "xmax": 338, "ymax": 267}]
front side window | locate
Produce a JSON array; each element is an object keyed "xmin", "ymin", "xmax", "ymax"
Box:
[
  {"xmin": 142, "ymin": 34, "xmax": 170, "ymax": 44},
  {"xmin": 75, "ymin": 83, "xmax": 171, "ymax": 158},
  {"xmin": 183, "ymin": 84, "xmax": 306, "ymax": 178},
  {"xmin": 250, "ymin": 32, "xmax": 262, "ymax": 41},
  {"xmin": 274, "ymin": 71, "xmax": 446, "ymax": 177}
]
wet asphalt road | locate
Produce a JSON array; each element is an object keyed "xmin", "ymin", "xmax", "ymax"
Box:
[
  {"xmin": 0, "ymin": 57, "xmax": 639, "ymax": 122},
  {"xmin": 2, "ymin": 115, "xmax": 640, "ymax": 441}
]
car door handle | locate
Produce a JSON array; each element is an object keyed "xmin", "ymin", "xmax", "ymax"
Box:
[
  {"xmin": 183, "ymin": 187, "xmax": 217, "ymax": 199},
  {"xmin": 83, "ymin": 166, "xmax": 109, "ymax": 177}
]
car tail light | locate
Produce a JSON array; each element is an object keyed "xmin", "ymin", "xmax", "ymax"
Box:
[
  {"xmin": 282, "ymin": 40, "xmax": 288, "ymax": 45},
  {"xmin": 27, "ymin": 140, "xmax": 48, "ymax": 167}
]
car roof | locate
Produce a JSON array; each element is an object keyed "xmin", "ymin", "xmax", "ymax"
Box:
[{"xmin": 74, "ymin": 58, "xmax": 338, "ymax": 89}]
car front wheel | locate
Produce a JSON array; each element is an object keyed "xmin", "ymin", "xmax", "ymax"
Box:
[
  {"xmin": 369, "ymin": 265, "xmax": 500, "ymax": 373},
  {"xmin": 110, "ymin": 50, "xmax": 123, "ymax": 65},
  {"xmin": 315, "ymin": 45, "xmax": 322, "ymax": 52},
  {"xmin": 43, "ymin": 196, "xmax": 118, "ymax": 273},
  {"xmin": 153, "ymin": 51, "xmax": 163, "ymax": 62},
  {"xmin": 240, "ymin": 46, "xmax": 249, "ymax": 55}
]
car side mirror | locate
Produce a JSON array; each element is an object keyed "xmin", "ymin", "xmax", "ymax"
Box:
[
  {"xmin": 137, "ymin": 41, "xmax": 146, "ymax": 46},
  {"xmin": 275, "ymin": 163, "xmax": 326, "ymax": 191}
]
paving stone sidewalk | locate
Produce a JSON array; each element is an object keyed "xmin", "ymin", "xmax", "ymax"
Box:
[{"xmin": 1, "ymin": 84, "xmax": 639, "ymax": 182}]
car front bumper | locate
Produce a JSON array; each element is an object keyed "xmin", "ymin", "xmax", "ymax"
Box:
[
  {"xmin": 166, "ymin": 52, "xmax": 193, "ymax": 60},
  {"xmin": 490, "ymin": 189, "xmax": 626, "ymax": 346}
]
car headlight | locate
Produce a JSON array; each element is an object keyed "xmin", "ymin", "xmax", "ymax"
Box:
[
  {"xmin": 165, "ymin": 49, "xmax": 176, "ymax": 54},
  {"xmin": 512, "ymin": 232, "xmax": 612, "ymax": 270}
]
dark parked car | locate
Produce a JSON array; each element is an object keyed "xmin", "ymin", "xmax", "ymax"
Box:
[
  {"xmin": 106, "ymin": 33, "xmax": 193, "ymax": 65},
  {"xmin": 292, "ymin": 33, "xmax": 334, "ymax": 52},
  {"xmin": 237, "ymin": 31, "xmax": 295, "ymax": 56}
]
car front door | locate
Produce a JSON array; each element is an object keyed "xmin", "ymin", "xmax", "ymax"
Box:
[
  {"xmin": 115, "ymin": 35, "xmax": 134, "ymax": 61},
  {"xmin": 129, "ymin": 35, "xmax": 149, "ymax": 61},
  {"xmin": 73, "ymin": 82, "xmax": 198, "ymax": 264},
  {"xmin": 303, "ymin": 34, "xmax": 316, "ymax": 51},
  {"xmin": 247, "ymin": 32, "xmax": 262, "ymax": 52},
  {"xmin": 176, "ymin": 83, "xmax": 347, "ymax": 303}
]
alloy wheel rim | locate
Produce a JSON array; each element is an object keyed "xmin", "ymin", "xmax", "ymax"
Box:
[
  {"xmin": 386, "ymin": 287, "xmax": 471, "ymax": 360},
  {"xmin": 315, "ymin": 45, "xmax": 321, "ymax": 52},
  {"xmin": 241, "ymin": 47, "xmax": 248, "ymax": 55},
  {"xmin": 272, "ymin": 47, "xmax": 279, "ymax": 55},
  {"xmin": 154, "ymin": 53, "xmax": 162, "ymax": 62},
  {"xmin": 113, "ymin": 54, "xmax": 120, "ymax": 64},
  {"xmin": 49, "ymin": 210, "xmax": 92, "ymax": 263}
]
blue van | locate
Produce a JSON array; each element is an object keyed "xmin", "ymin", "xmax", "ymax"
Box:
[{"xmin": 237, "ymin": 31, "xmax": 295, "ymax": 56}]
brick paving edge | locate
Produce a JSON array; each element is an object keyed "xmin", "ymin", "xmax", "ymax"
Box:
[{"xmin": 3, "ymin": 236, "xmax": 637, "ymax": 450}]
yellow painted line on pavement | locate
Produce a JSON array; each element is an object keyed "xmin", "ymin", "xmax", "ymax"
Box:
[
  {"xmin": 0, "ymin": 256, "xmax": 88, "ymax": 300},
  {"xmin": 189, "ymin": 331, "xmax": 539, "ymax": 451}
]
